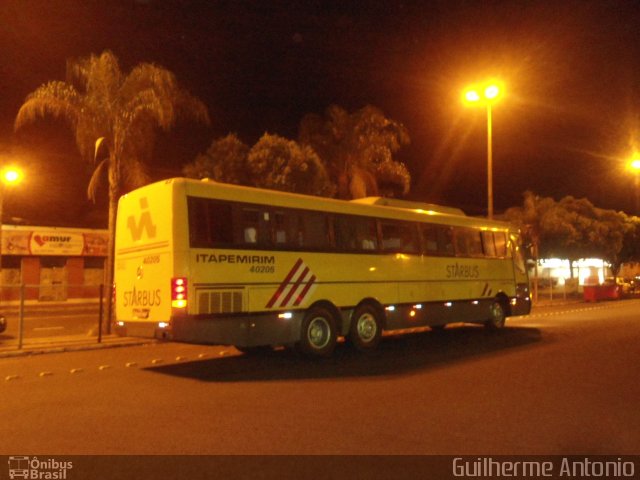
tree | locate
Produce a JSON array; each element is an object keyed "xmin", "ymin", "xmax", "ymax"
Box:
[
  {"xmin": 183, "ymin": 133, "xmax": 250, "ymax": 184},
  {"xmin": 15, "ymin": 50, "xmax": 209, "ymax": 328},
  {"xmin": 506, "ymin": 192, "xmax": 631, "ymax": 280},
  {"xmin": 247, "ymin": 133, "xmax": 334, "ymax": 196},
  {"xmin": 185, "ymin": 133, "xmax": 335, "ymax": 197},
  {"xmin": 299, "ymin": 104, "xmax": 411, "ymax": 199}
]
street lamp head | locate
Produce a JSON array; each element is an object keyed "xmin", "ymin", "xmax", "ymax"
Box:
[
  {"xmin": 463, "ymin": 81, "xmax": 503, "ymax": 106},
  {"xmin": 1, "ymin": 167, "xmax": 23, "ymax": 186},
  {"xmin": 630, "ymin": 159, "xmax": 640, "ymax": 171},
  {"xmin": 464, "ymin": 89, "xmax": 481, "ymax": 103},
  {"xmin": 484, "ymin": 84, "xmax": 500, "ymax": 100}
]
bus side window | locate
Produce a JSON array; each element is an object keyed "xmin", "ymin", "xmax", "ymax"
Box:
[
  {"xmin": 421, "ymin": 225, "xmax": 439, "ymax": 254},
  {"xmin": 467, "ymin": 229, "xmax": 483, "ymax": 257},
  {"xmin": 187, "ymin": 197, "xmax": 233, "ymax": 248},
  {"xmin": 358, "ymin": 218, "xmax": 378, "ymax": 250},
  {"xmin": 511, "ymin": 234, "xmax": 526, "ymax": 273},
  {"xmin": 381, "ymin": 221, "xmax": 418, "ymax": 253},
  {"xmin": 482, "ymin": 231, "xmax": 497, "ymax": 257},
  {"xmin": 454, "ymin": 228, "xmax": 468, "ymax": 256},
  {"xmin": 273, "ymin": 211, "xmax": 288, "ymax": 245},
  {"xmin": 334, "ymin": 215, "xmax": 356, "ymax": 250},
  {"xmin": 300, "ymin": 211, "xmax": 331, "ymax": 250},
  {"xmin": 438, "ymin": 226, "xmax": 455, "ymax": 256},
  {"xmin": 335, "ymin": 215, "xmax": 377, "ymax": 251},
  {"xmin": 241, "ymin": 208, "xmax": 268, "ymax": 246},
  {"xmin": 494, "ymin": 232, "xmax": 508, "ymax": 257},
  {"xmin": 187, "ymin": 197, "xmax": 211, "ymax": 247}
]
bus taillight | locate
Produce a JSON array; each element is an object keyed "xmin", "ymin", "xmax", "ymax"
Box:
[{"xmin": 171, "ymin": 277, "xmax": 188, "ymax": 309}]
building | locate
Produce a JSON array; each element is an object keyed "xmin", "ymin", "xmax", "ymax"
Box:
[{"xmin": 0, "ymin": 225, "xmax": 108, "ymax": 302}]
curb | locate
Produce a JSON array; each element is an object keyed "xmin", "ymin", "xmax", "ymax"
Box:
[{"xmin": 0, "ymin": 337, "xmax": 157, "ymax": 359}]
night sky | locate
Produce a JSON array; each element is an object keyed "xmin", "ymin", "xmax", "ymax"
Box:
[{"xmin": 1, "ymin": 0, "xmax": 640, "ymax": 227}]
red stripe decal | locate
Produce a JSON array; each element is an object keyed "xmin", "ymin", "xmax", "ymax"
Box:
[
  {"xmin": 279, "ymin": 266, "xmax": 309, "ymax": 307},
  {"xmin": 265, "ymin": 258, "xmax": 304, "ymax": 309},
  {"xmin": 293, "ymin": 275, "xmax": 316, "ymax": 306}
]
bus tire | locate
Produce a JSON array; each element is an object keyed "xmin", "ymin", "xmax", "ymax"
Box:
[
  {"xmin": 298, "ymin": 306, "xmax": 337, "ymax": 357},
  {"xmin": 348, "ymin": 304, "xmax": 382, "ymax": 352},
  {"xmin": 485, "ymin": 300, "xmax": 506, "ymax": 330}
]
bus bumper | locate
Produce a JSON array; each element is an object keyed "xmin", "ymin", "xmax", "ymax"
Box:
[{"xmin": 168, "ymin": 312, "xmax": 302, "ymax": 347}]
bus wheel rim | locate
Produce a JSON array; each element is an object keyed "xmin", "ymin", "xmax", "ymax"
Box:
[
  {"xmin": 491, "ymin": 303, "xmax": 505, "ymax": 326},
  {"xmin": 356, "ymin": 313, "xmax": 377, "ymax": 342},
  {"xmin": 307, "ymin": 317, "xmax": 331, "ymax": 349}
]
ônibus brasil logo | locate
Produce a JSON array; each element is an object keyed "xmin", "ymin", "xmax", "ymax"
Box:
[{"xmin": 8, "ymin": 456, "xmax": 73, "ymax": 479}]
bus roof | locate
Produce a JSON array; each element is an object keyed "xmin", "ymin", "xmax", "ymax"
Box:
[
  {"xmin": 129, "ymin": 178, "xmax": 512, "ymax": 230},
  {"xmin": 350, "ymin": 197, "xmax": 466, "ymax": 216}
]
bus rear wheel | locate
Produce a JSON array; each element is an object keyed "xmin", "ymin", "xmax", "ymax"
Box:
[
  {"xmin": 348, "ymin": 304, "xmax": 382, "ymax": 352},
  {"xmin": 485, "ymin": 300, "xmax": 506, "ymax": 330},
  {"xmin": 297, "ymin": 306, "xmax": 337, "ymax": 357}
]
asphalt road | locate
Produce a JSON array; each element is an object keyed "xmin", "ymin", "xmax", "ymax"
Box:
[{"xmin": 0, "ymin": 300, "xmax": 639, "ymax": 455}]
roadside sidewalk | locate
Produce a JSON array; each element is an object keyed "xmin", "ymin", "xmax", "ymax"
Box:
[
  {"xmin": 531, "ymin": 297, "xmax": 585, "ymax": 309},
  {"xmin": 0, "ymin": 333, "xmax": 155, "ymax": 358}
]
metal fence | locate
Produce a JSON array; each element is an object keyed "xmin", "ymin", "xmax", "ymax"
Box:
[{"xmin": 0, "ymin": 284, "xmax": 108, "ymax": 350}]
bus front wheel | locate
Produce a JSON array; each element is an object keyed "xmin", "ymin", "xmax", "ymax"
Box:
[
  {"xmin": 297, "ymin": 306, "xmax": 337, "ymax": 357},
  {"xmin": 348, "ymin": 304, "xmax": 382, "ymax": 352},
  {"xmin": 485, "ymin": 300, "xmax": 506, "ymax": 330}
]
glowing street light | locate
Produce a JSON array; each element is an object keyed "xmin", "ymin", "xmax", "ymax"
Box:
[
  {"xmin": 628, "ymin": 157, "xmax": 640, "ymax": 212},
  {"xmin": 463, "ymin": 82, "xmax": 503, "ymax": 219},
  {"xmin": 2, "ymin": 167, "xmax": 23, "ymax": 185}
]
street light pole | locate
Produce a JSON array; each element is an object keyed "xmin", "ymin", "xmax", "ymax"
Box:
[
  {"xmin": 463, "ymin": 82, "xmax": 502, "ymax": 219},
  {"xmin": 486, "ymin": 102, "xmax": 493, "ymax": 219}
]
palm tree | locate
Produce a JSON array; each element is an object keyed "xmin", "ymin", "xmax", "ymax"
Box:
[
  {"xmin": 15, "ymin": 50, "xmax": 210, "ymax": 330},
  {"xmin": 299, "ymin": 104, "xmax": 411, "ymax": 199}
]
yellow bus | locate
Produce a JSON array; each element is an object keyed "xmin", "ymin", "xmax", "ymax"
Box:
[{"xmin": 114, "ymin": 178, "xmax": 531, "ymax": 357}]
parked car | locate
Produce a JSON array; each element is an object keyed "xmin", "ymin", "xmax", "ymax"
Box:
[{"xmin": 604, "ymin": 277, "xmax": 632, "ymax": 296}]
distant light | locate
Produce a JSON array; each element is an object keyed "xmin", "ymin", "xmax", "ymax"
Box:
[
  {"xmin": 158, "ymin": 322, "xmax": 169, "ymax": 329},
  {"xmin": 444, "ymin": 302, "xmax": 453, "ymax": 307},
  {"xmin": 630, "ymin": 159, "xmax": 640, "ymax": 171}
]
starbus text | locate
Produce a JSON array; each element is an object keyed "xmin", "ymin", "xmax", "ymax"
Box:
[{"xmin": 123, "ymin": 287, "xmax": 162, "ymax": 307}]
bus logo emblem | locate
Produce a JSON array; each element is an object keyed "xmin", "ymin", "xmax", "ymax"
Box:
[
  {"xmin": 127, "ymin": 197, "xmax": 157, "ymax": 241},
  {"xmin": 266, "ymin": 258, "xmax": 317, "ymax": 309}
]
